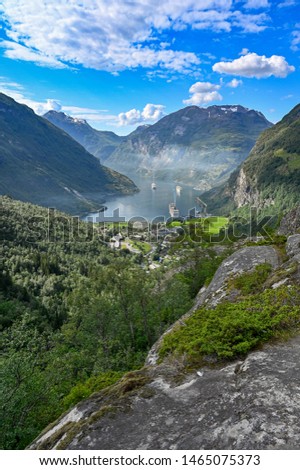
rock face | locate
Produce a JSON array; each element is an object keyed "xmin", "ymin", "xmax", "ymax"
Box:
[
  {"xmin": 279, "ymin": 206, "xmax": 300, "ymax": 236},
  {"xmin": 194, "ymin": 245, "xmax": 280, "ymax": 308},
  {"xmin": 30, "ymin": 335, "xmax": 300, "ymax": 450},
  {"xmin": 146, "ymin": 245, "xmax": 280, "ymax": 366},
  {"xmin": 31, "ymin": 243, "xmax": 300, "ymax": 451},
  {"xmin": 233, "ymin": 168, "xmax": 259, "ymax": 208}
]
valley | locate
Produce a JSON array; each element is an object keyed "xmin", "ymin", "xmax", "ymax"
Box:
[{"xmin": 1, "ymin": 97, "xmax": 300, "ymax": 452}]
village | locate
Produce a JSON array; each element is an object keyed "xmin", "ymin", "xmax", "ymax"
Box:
[{"xmin": 95, "ymin": 197, "xmax": 227, "ymax": 271}]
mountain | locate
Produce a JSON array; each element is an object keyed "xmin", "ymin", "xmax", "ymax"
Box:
[
  {"xmin": 0, "ymin": 94, "xmax": 137, "ymax": 214},
  {"xmin": 105, "ymin": 105, "xmax": 272, "ymax": 190},
  {"xmin": 44, "ymin": 110, "xmax": 124, "ymax": 161},
  {"xmin": 202, "ymin": 103, "xmax": 300, "ymax": 215}
]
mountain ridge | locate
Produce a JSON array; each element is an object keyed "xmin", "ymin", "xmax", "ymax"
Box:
[
  {"xmin": 98, "ymin": 104, "xmax": 273, "ymax": 190},
  {"xmin": 0, "ymin": 93, "xmax": 137, "ymax": 214},
  {"xmin": 44, "ymin": 110, "xmax": 124, "ymax": 162}
]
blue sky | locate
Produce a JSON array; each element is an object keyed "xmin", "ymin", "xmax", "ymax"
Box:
[{"xmin": 0, "ymin": 0, "xmax": 299, "ymax": 134}]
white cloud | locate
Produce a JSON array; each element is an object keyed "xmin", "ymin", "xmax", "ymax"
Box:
[
  {"xmin": 0, "ymin": 78, "xmax": 118, "ymax": 126},
  {"xmin": 0, "ymin": 0, "xmax": 270, "ymax": 73},
  {"xmin": 118, "ymin": 104, "xmax": 165, "ymax": 126},
  {"xmin": 278, "ymin": 0, "xmax": 297, "ymax": 7},
  {"xmin": 227, "ymin": 78, "xmax": 243, "ymax": 87},
  {"xmin": 243, "ymin": 0, "xmax": 270, "ymax": 9},
  {"xmin": 0, "ymin": 41, "xmax": 68, "ymax": 69},
  {"xmin": 232, "ymin": 11, "xmax": 269, "ymax": 32},
  {"xmin": 291, "ymin": 30, "xmax": 300, "ymax": 50},
  {"xmin": 45, "ymin": 100, "xmax": 62, "ymax": 112},
  {"xmin": 239, "ymin": 48, "xmax": 250, "ymax": 55},
  {"xmin": 183, "ymin": 81, "xmax": 223, "ymax": 105},
  {"xmin": 213, "ymin": 52, "xmax": 295, "ymax": 78}
]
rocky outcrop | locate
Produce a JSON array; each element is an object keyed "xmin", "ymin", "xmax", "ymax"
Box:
[
  {"xmin": 146, "ymin": 245, "xmax": 280, "ymax": 366},
  {"xmin": 30, "ymin": 243, "xmax": 296, "ymax": 451},
  {"xmin": 233, "ymin": 168, "xmax": 259, "ymax": 208},
  {"xmin": 279, "ymin": 206, "xmax": 300, "ymax": 236},
  {"xmin": 194, "ymin": 245, "xmax": 279, "ymax": 308},
  {"xmin": 30, "ymin": 335, "xmax": 300, "ymax": 450}
]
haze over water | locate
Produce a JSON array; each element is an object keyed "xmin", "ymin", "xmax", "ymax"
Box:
[{"xmin": 87, "ymin": 176, "xmax": 203, "ymax": 222}]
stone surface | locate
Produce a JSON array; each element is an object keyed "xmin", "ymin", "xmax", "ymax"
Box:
[
  {"xmin": 146, "ymin": 245, "xmax": 280, "ymax": 366},
  {"xmin": 279, "ymin": 207, "xmax": 300, "ymax": 236},
  {"xmin": 31, "ymin": 335, "xmax": 300, "ymax": 450},
  {"xmin": 29, "ymin": 241, "xmax": 300, "ymax": 451},
  {"xmin": 286, "ymin": 235, "xmax": 300, "ymax": 258}
]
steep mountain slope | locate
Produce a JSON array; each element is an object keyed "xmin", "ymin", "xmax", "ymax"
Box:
[
  {"xmin": 0, "ymin": 94, "xmax": 137, "ymax": 214},
  {"xmin": 202, "ymin": 103, "xmax": 300, "ymax": 215},
  {"xmin": 29, "ymin": 231, "xmax": 300, "ymax": 450},
  {"xmin": 44, "ymin": 111, "xmax": 124, "ymax": 161},
  {"xmin": 106, "ymin": 105, "xmax": 272, "ymax": 189}
]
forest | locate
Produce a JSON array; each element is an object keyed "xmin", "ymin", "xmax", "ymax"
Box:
[{"xmin": 0, "ymin": 196, "xmax": 224, "ymax": 449}]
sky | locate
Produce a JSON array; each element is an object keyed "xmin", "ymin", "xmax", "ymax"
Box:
[{"xmin": 0, "ymin": 0, "xmax": 299, "ymax": 135}]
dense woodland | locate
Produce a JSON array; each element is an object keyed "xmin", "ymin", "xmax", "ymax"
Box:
[{"xmin": 0, "ymin": 196, "xmax": 224, "ymax": 449}]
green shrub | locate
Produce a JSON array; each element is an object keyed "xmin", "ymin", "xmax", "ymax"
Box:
[
  {"xmin": 231, "ymin": 263, "xmax": 272, "ymax": 295},
  {"xmin": 63, "ymin": 371, "xmax": 123, "ymax": 409},
  {"xmin": 159, "ymin": 286, "xmax": 300, "ymax": 364}
]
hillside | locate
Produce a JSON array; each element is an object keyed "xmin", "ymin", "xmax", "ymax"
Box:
[
  {"xmin": 1, "ymin": 196, "xmax": 224, "ymax": 449},
  {"xmin": 44, "ymin": 111, "xmax": 124, "ymax": 161},
  {"xmin": 0, "ymin": 94, "xmax": 137, "ymax": 214},
  {"xmin": 105, "ymin": 105, "xmax": 272, "ymax": 189},
  {"xmin": 202, "ymin": 103, "xmax": 300, "ymax": 215},
  {"xmin": 29, "ymin": 219, "xmax": 300, "ymax": 450}
]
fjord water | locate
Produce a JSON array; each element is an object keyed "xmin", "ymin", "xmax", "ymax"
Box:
[{"xmin": 87, "ymin": 175, "xmax": 202, "ymax": 222}]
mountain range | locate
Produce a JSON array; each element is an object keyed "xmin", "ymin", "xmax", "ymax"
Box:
[
  {"xmin": 44, "ymin": 110, "xmax": 124, "ymax": 161},
  {"xmin": 44, "ymin": 105, "xmax": 272, "ymax": 192},
  {"xmin": 0, "ymin": 94, "xmax": 137, "ymax": 214},
  {"xmin": 202, "ymin": 103, "xmax": 300, "ymax": 215}
]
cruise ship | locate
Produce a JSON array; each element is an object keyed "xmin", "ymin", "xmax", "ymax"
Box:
[{"xmin": 169, "ymin": 202, "xmax": 179, "ymax": 218}]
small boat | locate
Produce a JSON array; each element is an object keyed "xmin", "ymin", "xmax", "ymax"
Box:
[
  {"xmin": 151, "ymin": 182, "xmax": 157, "ymax": 190},
  {"xmin": 176, "ymin": 185, "xmax": 182, "ymax": 195}
]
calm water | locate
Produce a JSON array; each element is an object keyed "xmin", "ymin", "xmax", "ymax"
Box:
[{"xmin": 86, "ymin": 176, "xmax": 203, "ymax": 222}]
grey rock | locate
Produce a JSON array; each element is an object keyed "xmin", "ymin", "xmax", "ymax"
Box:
[
  {"xmin": 279, "ymin": 206, "xmax": 300, "ymax": 236},
  {"xmin": 194, "ymin": 246, "xmax": 280, "ymax": 308},
  {"xmin": 286, "ymin": 235, "xmax": 300, "ymax": 258},
  {"xmin": 31, "ymin": 335, "xmax": 300, "ymax": 450},
  {"xmin": 146, "ymin": 246, "xmax": 280, "ymax": 366}
]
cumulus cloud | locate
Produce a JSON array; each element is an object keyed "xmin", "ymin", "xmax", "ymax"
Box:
[
  {"xmin": 183, "ymin": 81, "xmax": 223, "ymax": 105},
  {"xmin": 118, "ymin": 104, "xmax": 165, "ymax": 126},
  {"xmin": 213, "ymin": 52, "xmax": 295, "ymax": 78},
  {"xmin": 0, "ymin": 0, "xmax": 271, "ymax": 73},
  {"xmin": 227, "ymin": 78, "xmax": 243, "ymax": 87}
]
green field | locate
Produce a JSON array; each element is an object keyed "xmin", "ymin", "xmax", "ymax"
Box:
[{"xmin": 168, "ymin": 217, "xmax": 228, "ymax": 234}]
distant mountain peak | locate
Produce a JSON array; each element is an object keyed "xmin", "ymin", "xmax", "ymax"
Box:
[
  {"xmin": 44, "ymin": 110, "xmax": 88, "ymax": 126},
  {"xmin": 44, "ymin": 109, "xmax": 123, "ymax": 162}
]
